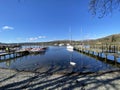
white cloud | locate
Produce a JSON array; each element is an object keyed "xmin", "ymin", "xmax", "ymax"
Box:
[
  {"xmin": 2, "ymin": 25, "xmax": 14, "ymax": 30},
  {"xmin": 28, "ymin": 36, "xmax": 46, "ymax": 41},
  {"xmin": 38, "ymin": 36, "xmax": 46, "ymax": 39},
  {"xmin": 29, "ymin": 37, "xmax": 38, "ymax": 41}
]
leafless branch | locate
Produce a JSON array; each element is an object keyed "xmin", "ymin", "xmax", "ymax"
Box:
[{"xmin": 89, "ymin": 0, "xmax": 120, "ymax": 18}]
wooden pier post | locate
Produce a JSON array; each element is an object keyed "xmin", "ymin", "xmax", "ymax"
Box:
[
  {"xmin": 114, "ymin": 55, "xmax": 117, "ymax": 66},
  {"xmin": 92, "ymin": 51, "xmax": 94, "ymax": 55},
  {"xmin": 113, "ymin": 45, "xmax": 115, "ymax": 53},
  {"xmin": 87, "ymin": 50, "xmax": 89, "ymax": 54},
  {"xmin": 105, "ymin": 53, "xmax": 108, "ymax": 62},
  {"xmin": 97, "ymin": 52, "xmax": 100, "ymax": 57},
  {"xmin": 102, "ymin": 45, "xmax": 103, "ymax": 52},
  {"xmin": 99, "ymin": 52, "xmax": 102, "ymax": 57},
  {"xmin": 3, "ymin": 55, "xmax": 5, "ymax": 59}
]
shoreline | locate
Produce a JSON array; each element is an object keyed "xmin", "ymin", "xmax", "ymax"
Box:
[
  {"xmin": 0, "ymin": 68, "xmax": 120, "ymax": 90},
  {"xmin": 1, "ymin": 66, "xmax": 120, "ymax": 75}
]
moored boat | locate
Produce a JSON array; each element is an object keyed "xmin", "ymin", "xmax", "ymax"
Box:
[
  {"xmin": 66, "ymin": 26, "xmax": 74, "ymax": 51},
  {"xmin": 29, "ymin": 47, "xmax": 46, "ymax": 53},
  {"xmin": 42, "ymin": 46, "xmax": 48, "ymax": 50}
]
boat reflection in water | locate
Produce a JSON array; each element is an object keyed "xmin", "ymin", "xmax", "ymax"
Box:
[{"xmin": 68, "ymin": 48, "xmax": 76, "ymax": 66}]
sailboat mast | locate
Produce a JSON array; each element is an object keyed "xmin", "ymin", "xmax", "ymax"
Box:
[{"xmin": 69, "ymin": 26, "xmax": 72, "ymax": 45}]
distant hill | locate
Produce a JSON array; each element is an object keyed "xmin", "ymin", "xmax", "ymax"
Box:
[
  {"xmin": 0, "ymin": 34, "xmax": 120, "ymax": 45},
  {"xmin": 88, "ymin": 34, "xmax": 120, "ymax": 45}
]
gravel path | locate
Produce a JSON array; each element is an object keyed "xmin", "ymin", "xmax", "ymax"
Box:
[{"xmin": 0, "ymin": 68, "xmax": 120, "ymax": 90}]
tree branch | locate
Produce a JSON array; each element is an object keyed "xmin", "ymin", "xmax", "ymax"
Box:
[{"xmin": 89, "ymin": 0, "xmax": 120, "ymax": 18}]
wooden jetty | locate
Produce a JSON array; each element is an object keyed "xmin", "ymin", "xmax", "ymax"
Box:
[
  {"xmin": 0, "ymin": 50, "xmax": 29, "ymax": 60},
  {"xmin": 74, "ymin": 44, "xmax": 120, "ymax": 65}
]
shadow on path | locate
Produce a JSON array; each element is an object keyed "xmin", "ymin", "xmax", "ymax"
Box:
[{"xmin": 0, "ymin": 67, "xmax": 120, "ymax": 90}]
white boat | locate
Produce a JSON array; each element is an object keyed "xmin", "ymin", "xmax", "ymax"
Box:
[
  {"xmin": 59, "ymin": 44, "xmax": 64, "ymax": 46},
  {"xmin": 66, "ymin": 27, "xmax": 74, "ymax": 51},
  {"xmin": 67, "ymin": 45, "xmax": 74, "ymax": 51}
]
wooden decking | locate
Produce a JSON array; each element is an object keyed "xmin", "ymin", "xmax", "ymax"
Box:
[
  {"xmin": 74, "ymin": 45, "xmax": 120, "ymax": 65},
  {"xmin": 0, "ymin": 50, "xmax": 29, "ymax": 60}
]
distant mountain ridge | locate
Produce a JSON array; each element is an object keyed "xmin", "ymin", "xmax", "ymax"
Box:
[{"xmin": 0, "ymin": 34, "xmax": 120, "ymax": 45}]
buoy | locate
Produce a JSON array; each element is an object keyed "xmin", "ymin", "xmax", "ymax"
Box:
[{"xmin": 70, "ymin": 61, "xmax": 76, "ymax": 66}]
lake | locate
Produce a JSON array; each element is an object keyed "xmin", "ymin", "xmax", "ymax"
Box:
[{"xmin": 0, "ymin": 46, "xmax": 119, "ymax": 73}]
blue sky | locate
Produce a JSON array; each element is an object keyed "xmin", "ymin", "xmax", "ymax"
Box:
[{"xmin": 0, "ymin": 0, "xmax": 120, "ymax": 43}]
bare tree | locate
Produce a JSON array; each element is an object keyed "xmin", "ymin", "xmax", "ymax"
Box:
[{"xmin": 89, "ymin": 0, "xmax": 120, "ymax": 18}]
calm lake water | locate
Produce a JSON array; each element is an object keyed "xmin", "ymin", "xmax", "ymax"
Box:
[{"xmin": 0, "ymin": 46, "xmax": 119, "ymax": 73}]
